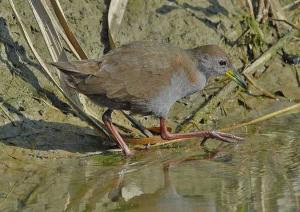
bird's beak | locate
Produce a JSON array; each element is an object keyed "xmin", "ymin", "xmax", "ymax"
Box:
[{"xmin": 225, "ymin": 68, "xmax": 248, "ymax": 90}]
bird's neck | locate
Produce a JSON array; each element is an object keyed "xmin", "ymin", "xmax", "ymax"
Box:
[{"xmin": 187, "ymin": 49, "xmax": 215, "ymax": 79}]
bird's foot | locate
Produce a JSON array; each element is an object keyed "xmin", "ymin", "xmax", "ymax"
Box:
[
  {"xmin": 123, "ymin": 148, "xmax": 135, "ymax": 157},
  {"xmin": 207, "ymin": 131, "xmax": 244, "ymax": 143}
]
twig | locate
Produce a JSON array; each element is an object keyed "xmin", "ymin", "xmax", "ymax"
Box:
[
  {"xmin": 220, "ymin": 103, "xmax": 300, "ymax": 132},
  {"xmin": 244, "ymin": 74, "xmax": 277, "ymax": 99},
  {"xmin": 246, "ymin": 0, "xmax": 255, "ymax": 18},
  {"xmin": 27, "ymin": 0, "xmax": 62, "ymax": 61},
  {"xmin": 263, "ymin": 0, "xmax": 271, "ymax": 23},
  {"xmin": 294, "ymin": 66, "xmax": 300, "ymax": 87},
  {"xmin": 269, "ymin": 0, "xmax": 287, "ymax": 21},
  {"xmin": 121, "ymin": 111, "xmax": 153, "ymax": 137},
  {"xmin": 271, "ymin": 19, "xmax": 300, "ymax": 31},
  {"xmin": 269, "ymin": 0, "xmax": 290, "ymax": 33},
  {"xmin": 40, "ymin": 0, "xmax": 81, "ymax": 60},
  {"xmin": 283, "ymin": 0, "xmax": 300, "ymax": 10},
  {"xmin": 28, "ymin": 0, "xmax": 89, "ymax": 113},
  {"xmin": 108, "ymin": 0, "xmax": 128, "ymax": 48},
  {"xmin": 49, "ymin": 0, "xmax": 88, "ymax": 59},
  {"xmin": 244, "ymin": 32, "xmax": 293, "ymax": 74},
  {"xmin": 0, "ymin": 103, "xmax": 16, "ymax": 126},
  {"xmin": 232, "ymin": 28, "xmax": 250, "ymax": 48},
  {"xmin": 257, "ymin": 0, "xmax": 265, "ymax": 22}
]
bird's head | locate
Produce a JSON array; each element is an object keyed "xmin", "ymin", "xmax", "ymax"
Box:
[{"xmin": 190, "ymin": 45, "xmax": 248, "ymax": 90}]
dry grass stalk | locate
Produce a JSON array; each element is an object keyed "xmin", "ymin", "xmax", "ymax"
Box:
[
  {"xmin": 27, "ymin": 0, "xmax": 89, "ymax": 112},
  {"xmin": 283, "ymin": 0, "xmax": 300, "ymax": 10},
  {"xmin": 269, "ymin": 0, "xmax": 291, "ymax": 33},
  {"xmin": 271, "ymin": 19, "xmax": 300, "ymax": 31},
  {"xmin": 108, "ymin": 0, "xmax": 128, "ymax": 47},
  {"xmin": 269, "ymin": 0, "xmax": 287, "ymax": 21},
  {"xmin": 244, "ymin": 74, "xmax": 277, "ymax": 99},
  {"xmin": 49, "ymin": 0, "xmax": 88, "ymax": 59},
  {"xmin": 41, "ymin": 0, "xmax": 81, "ymax": 60},
  {"xmin": 9, "ymin": 0, "xmax": 109, "ymax": 137},
  {"xmin": 27, "ymin": 0, "xmax": 62, "ymax": 61},
  {"xmin": 220, "ymin": 103, "xmax": 300, "ymax": 132},
  {"xmin": 0, "ymin": 103, "xmax": 16, "ymax": 126},
  {"xmin": 246, "ymin": 0, "xmax": 255, "ymax": 18},
  {"xmin": 294, "ymin": 66, "xmax": 300, "ymax": 87},
  {"xmin": 244, "ymin": 32, "xmax": 293, "ymax": 74},
  {"xmin": 39, "ymin": 0, "xmax": 108, "ymax": 133},
  {"xmin": 257, "ymin": 0, "xmax": 271, "ymax": 22},
  {"xmin": 257, "ymin": 0, "xmax": 266, "ymax": 22}
]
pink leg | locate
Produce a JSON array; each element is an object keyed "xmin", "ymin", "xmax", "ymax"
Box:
[
  {"xmin": 160, "ymin": 118, "xmax": 244, "ymax": 143},
  {"xmin": 102, "ymin": 110, "xmax": 133, "ymax": 156}
]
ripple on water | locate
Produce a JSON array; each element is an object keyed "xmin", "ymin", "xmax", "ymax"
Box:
[{"xmin": 0, "ymin": 114, "xmax": 299, "ymax": 211}]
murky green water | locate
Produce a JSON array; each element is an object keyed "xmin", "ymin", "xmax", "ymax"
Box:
[{"xmin": 0, "ymin": 113, "xmax": 299, "ymax": 212}]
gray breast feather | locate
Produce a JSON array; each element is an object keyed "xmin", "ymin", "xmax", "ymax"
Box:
[{"xmin": 145, "ymin": 71, "xmax": 206, "ymax": 117}]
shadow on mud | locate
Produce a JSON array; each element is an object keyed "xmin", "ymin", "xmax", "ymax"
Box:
[
  {"xmin": 0, "ymin": 17, "xmax": 72, "ymax": 114},
  {"xmin": 156, "ymin": 0, "xmax": 228, "ymax": 30},
  {"xmin": 0, "ymin": 118, "xmax": 112, "ymax": 153}
]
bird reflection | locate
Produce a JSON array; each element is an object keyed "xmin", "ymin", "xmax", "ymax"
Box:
[{"xmin": 107, "ymin": 145, "xmax": 233, "ymax": 211}]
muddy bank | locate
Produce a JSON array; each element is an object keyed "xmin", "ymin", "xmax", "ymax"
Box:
[
  {"xmin": 0, "ymin": 0, "xmax": 300, "ymax": 211},
  {"xmin": 0, "ymin": 0, "xmax": 299, "ymax": 164}
]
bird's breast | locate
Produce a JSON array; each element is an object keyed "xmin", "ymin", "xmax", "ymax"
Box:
[{"xmin": 145, "ymin": 70, "xmax": 206, "ymax": 117}]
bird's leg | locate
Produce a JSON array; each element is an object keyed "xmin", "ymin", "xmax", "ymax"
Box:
[
  {"xmin": 102, "ymin": 109, "xmax": 133, "ymax": 156},
  {"xmin": 160, "ymin": 118, "xmax": 243, "ymax": 143}
]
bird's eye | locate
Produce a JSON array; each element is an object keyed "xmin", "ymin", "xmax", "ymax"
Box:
[{"xmin": 219, "ymin": 60, "xmax": 227, "ymax": 66}]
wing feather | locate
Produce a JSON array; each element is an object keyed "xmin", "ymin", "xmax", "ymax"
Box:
[{"xmin": 53, "ymin": 42, "xmax": 199, "ymax": 104}]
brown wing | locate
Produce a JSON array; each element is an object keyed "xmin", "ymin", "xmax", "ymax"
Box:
[{"xmin": 53, "ymin": 42, "xmax": 199, "ymax": 103}]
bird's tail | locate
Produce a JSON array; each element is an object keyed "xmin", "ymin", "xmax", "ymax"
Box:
[
  {"xmin": 50, "ymin": 59, "xmax": 100, "ymax": 89},
  {"xmin": 51, "ymin": 59, "xmax": 100, "ymax": 75},
  {"xmin": 51, "ymin": 61, "xmax": 81, "ymax": 74},
  {"xmin": 51, "ymin": 61, "xmax": 85, "ymax": 89}
]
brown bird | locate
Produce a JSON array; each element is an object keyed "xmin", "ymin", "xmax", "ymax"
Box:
[{"xmin": 52, "ymin": 42, "xmax": 247, "ymax": 156}]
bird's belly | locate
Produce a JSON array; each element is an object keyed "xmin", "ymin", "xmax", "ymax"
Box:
[{"xmin": 88, "ymin": 94, "xmax": 155, "ymax": 116}]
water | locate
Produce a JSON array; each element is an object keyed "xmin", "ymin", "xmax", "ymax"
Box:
[{"xmin": 0, "ymin": 113, "xmax": 299, "ymax": 211}]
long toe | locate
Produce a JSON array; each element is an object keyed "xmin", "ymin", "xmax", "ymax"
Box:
[
  {"xmin": 215, "ymin": 131, "xmax": 244, "ymax": 141},
  {"xmin": 210, "ymin": 131, "xmax": 243, "ymax": 143}
]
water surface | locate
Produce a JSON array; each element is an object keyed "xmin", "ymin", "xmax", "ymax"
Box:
[{"xmin": 0, "ymin": 113, "xmax": 299, "ymax": 211}]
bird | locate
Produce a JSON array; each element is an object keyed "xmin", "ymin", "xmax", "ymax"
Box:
[{"xmin": 51, "ymin": 41, "xmax": 247, "ymax": 156}]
